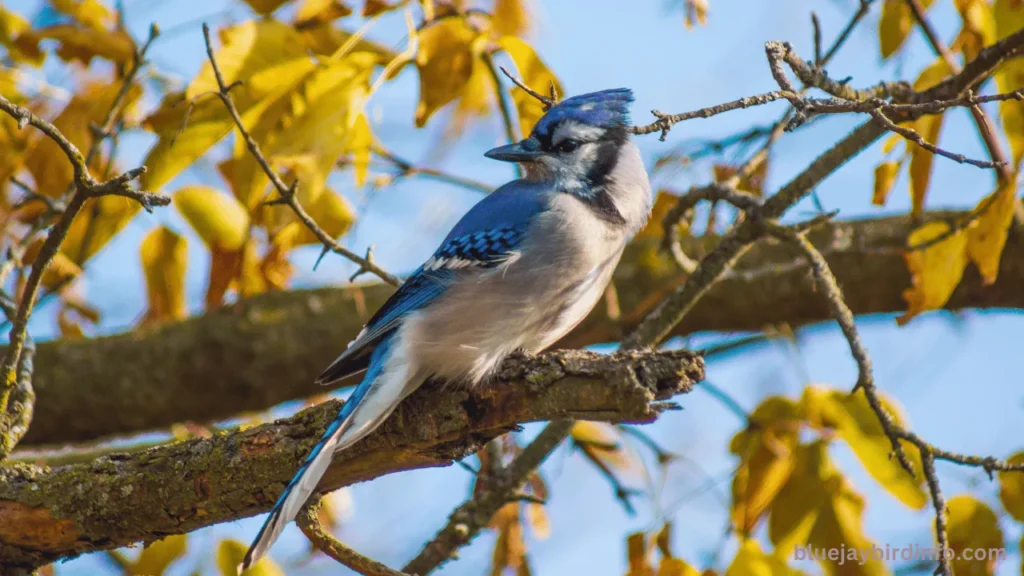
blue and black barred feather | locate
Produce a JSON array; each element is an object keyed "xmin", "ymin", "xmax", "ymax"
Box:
[{"xmin": 315, "ymin": 223, "xmax": 530, "ymax": 385}]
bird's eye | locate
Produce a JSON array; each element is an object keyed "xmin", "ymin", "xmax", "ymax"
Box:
[{"xmin": 556, "ymin": 139, "xmax": 580, "ymax": 154}]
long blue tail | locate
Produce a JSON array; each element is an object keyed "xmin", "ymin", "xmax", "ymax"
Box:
[{"xmin": 240, "ymin": 334, "xmax": 415, "ymax": 572}]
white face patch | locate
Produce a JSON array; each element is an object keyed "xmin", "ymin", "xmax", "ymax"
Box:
[{"xmin": 552, "ymin": 120, "xmax": 605, "ymax": 145}]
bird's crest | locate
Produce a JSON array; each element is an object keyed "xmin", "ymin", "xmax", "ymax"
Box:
[{"xmin": 533, "ymin": 88, "xmax": 634, "ymax": 135}]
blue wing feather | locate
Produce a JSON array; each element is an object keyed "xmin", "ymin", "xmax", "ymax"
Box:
[{"xmin": 315, "ymin": 180, "xmax": 550, "ymax": 385}]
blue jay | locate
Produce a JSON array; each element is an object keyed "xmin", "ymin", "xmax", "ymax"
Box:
[{"xmin": 240, "ymin": 88, "xmax": 652, "ymax": 571}]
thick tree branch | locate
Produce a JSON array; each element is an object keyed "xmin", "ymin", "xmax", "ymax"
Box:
[
  {"xmin": 11, "ymin": 211, "xmax": 1024, "ymax": 448},
  {"xmin": 0, "ymin": 348, "xmax": 702, "ymax": 569}
]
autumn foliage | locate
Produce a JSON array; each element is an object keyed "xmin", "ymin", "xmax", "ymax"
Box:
[{"xmin": 1, "ymin": 0, "xmax": 1024, "ymax": 575}]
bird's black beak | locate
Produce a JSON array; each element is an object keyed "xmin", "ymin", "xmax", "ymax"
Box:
[{"xmin": 484, "ymin": 138, "xmax": 542, "ymax": 163}]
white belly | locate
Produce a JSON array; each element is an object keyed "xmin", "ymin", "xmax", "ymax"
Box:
[{"xmin": 402, "ymin": 196, "xmax": 627, "ymax": 385}]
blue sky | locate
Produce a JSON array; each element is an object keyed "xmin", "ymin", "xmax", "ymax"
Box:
[{"xmin": 4, "ymin": 0, "xmax": 1024, "ymax": 574}]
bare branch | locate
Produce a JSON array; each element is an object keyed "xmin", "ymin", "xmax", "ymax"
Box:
[
  {"xmin": 498, "ymin": 65, "xmax": 555, "ymax": 110},
  {"xmin": 920, "ymin": 449, "xmax": 951, "ymax": 576},
  {"xmin": 297, "ymin": 499, "xmax": 409, "ymax": 576},
  {"xmin": 404, "ymin": 420, "xmax": 575, "ymax": 575},
  {"xmin": 868, "ymin": 107, "xmax": 1003, "ymax": 169},
  {"xmin": 630, "ymin": 91, "xmax": 797, "ymax": 141}
]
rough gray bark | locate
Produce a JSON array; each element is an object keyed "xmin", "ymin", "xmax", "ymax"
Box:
[{"xmin": 0, "ymin": 348, "xmax": 702, "ymax": 569}]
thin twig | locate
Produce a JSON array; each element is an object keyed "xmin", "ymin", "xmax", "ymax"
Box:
[
  {"xmin": 403, "ymin": 420, "xmax": 574, "ymax": 575},
  {"xmin": 631, "ymin": 91, "xmax": 797, "ymax": 141},
  {"xmin": 765, "ymin": 218, "xmax": 1024, "ymax": 576},
  {"xmin": 297, "ymin": 498, "xmax": 410, "ymax": 576},
  {"xmin": 200, "ymin": 23, "xmax": 400, "ymax": 287},
  {"xmin": 0, "ymin": 95, "xmax": 167, "ymax": 436},
  {"xmin": 904, "ymin": 0, "xmax": 1015, "ymax": 185},
  {"xmin": 369, "ymin": 145, "xmax": 493, "ymax": 193},
  {"xmin": 497, "ymin": 65, "xmax": 555, "ymax": 110},
  {"xmin": 764, "ymin": 221, "xmax": 915, "ymax": 474},
  {"xmin": 920, "ymin": 449, "xmax": 951, "ymax": 576},
  {"xmin": 868, "ymin": 108, "xmax": 1003, "ymax": 168}
]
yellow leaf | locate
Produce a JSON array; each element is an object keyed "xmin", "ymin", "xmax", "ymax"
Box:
[
  {"xmin": 524, "ymin": 501, "xmax": 550, "ymax": 540},
  {"xmin": 141, "ymin": 20, "xmax": 316, "ymax": 192},
  {"xmin": 17, "ymin": 23, "xmax": 134, "ymax": 65},
  {"xmin": 261, "ymin": 223, "xmax": 300, "ymax": 290},
  {"xmin": 951, "ymin": 0, "xmax": 996, "ymax": 61},
  {"xmin": 729, "ymin": 397, "xmax": 800, "ymax": 535},
  {"xmin": 496, "ymin": 35, "xmax": 563, "ymax": 138},
  {"xmin": 263, "ymin": 57, "xmax": 374, "ymax": 207},
  {"xmin": 684, "ymin": 0, "xmax": 709, "ymax": 29},
  {"xmin": 627, "ymin": 532, "xmax": 654, "ymax": 576},
  {"xmin": 298, "ymin": 190, "xmax": 356, "ymax": 244},
  {"xmin": 139, "ymin": 227, "xmax": 188, "ymax": 325},
  {"xmin": 571, "ymin": 421, "xmax": 639, "ymax": 474},
  {"xmin": 242, "ymin": 0, "xmax": 291, "ymax": 15},
  {"xmin": 768, "ymin": 441, "xmax": 886, "ymax": 576},
  {"xmin": 945, "ymin": 495, "xmax": 1004, "ymax": 576},
  {"xmin": 57, "ymin": 307, "xmax": 86, "ymax": 339},
  {"xmin": 414, "ymin": 17, "xmax": 478, "ymax": 127},
  {"xmin": 713, "ymin": 161, "xmax": 767, "ymax": 196},
  {"xmin": 450, "ymin": 36, "xmax": 496, "ymax": 131},
  {"xmin": 872, "ymin": 161, "xmax": 901, "ymax": 206},
  {"xmin": 636, "ymin": 191, "xmax": 682, "ymax": 241},
  {"xmin": 295, "ymin": 0, "xmax": 353, "ymax": 27},
  {"xmin": 217, "ymin": 539, "xmax": 284, "ymax": 576},
  {"xmin": 655, "ymin": 522, "xmax": 673, "ymax": 559},
  {"xmin": 800, "ymin": 386, "xmax": 926, "ymax": 509},
  {"xmin": 1020, "ymin": 534, "xmax": 1024, "ymax": 576},
  {"xmin": 882, "ymin": 133, "xmax": 902, "ymax": 155},
  {"xmin": 420, "ymin": 0, "xmax": 436, "ymax": 21},
  {"xmin": 899, "ymin": 221, "xmax": 968, "ymax": 325},
  {"xmin": 489, "ymin": 502, "xmax": 529, "ymax": 576},
  {"xmin": 345, "ymin": 113, "xmax": 373, "ymax": 187},
  {"xmin": 0, "ymin": 5, "xmax": 43, "ymax": 65},
  {"xmin": 23, "ymin": 240, "xmax": 81, "ymax": 290},
  {"xmin": 207, "ymin": 248, "xmax": 243, "ymax": 309},
  {"xmin": 907, "ymin": 60, "xmax": 951, "ymax": 218},
  {"xmin": 879, "ymin": 0, "xmax": 934, "ymax": 59},
  {"xmin": 658, "ymin": 558, "xmax": 699, "ymax": 576},
  {"xmin": 63, "ymin": 195, "xmax": 141, "ymax": 264},
  {"xmin": 363, "ymin": 0, "xmax": 404, "ymax": 17},
  {"xmin": 878, "ymin": 0, "xmax": 911, "ymax": 59},
  {"xmin": 51, "ymin": 0, "xmax": 114, "ymax": 31},
  {"xmin": 188, "ymin": 19, "xmax": 307, "ymax": 98},
  {"xmin": 994, "ymin": 0, "xmax": 1024, "ymax": 166},
  {"xmin": 997, "ymin": 452, "xmax": 1024, "ymax": 521},
  {"xmin": 299, "ymin": 23, "xmax": 395, "ymax": 58},
  {"xmin": 493, "ymin": 0, "xmax": 530, "ymax": 37},
  {"xmin": 63, "ymin": 294, "xmax": 101, "ymax": 324},
  {"xmin": 174, "ymin": 186, "xmax": 250, "ymax": 251},
  {"xmin": 966, "ymin": 183, "xmax": 1018, "ymax": 284},
  {"xmin": 127, "ymin": 534, "xmax": 188, "ymax": 576},
  {"xmin": 767, "ymin": 443, "xmax": 825, "ymax": 560},
  {"xmin": 725, "ymin": 538, "xmax": 803, "ymax": 576}
]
